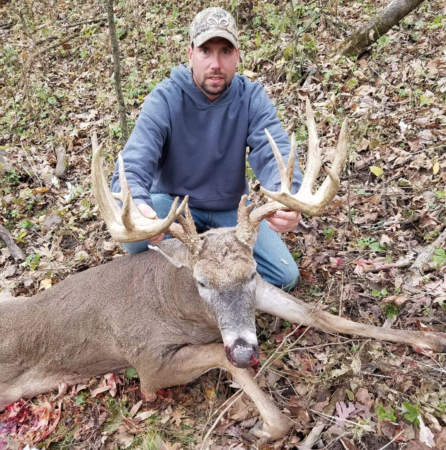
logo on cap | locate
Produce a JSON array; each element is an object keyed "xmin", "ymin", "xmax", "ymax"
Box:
[{"xmin": 190, "ymin": 7, "xmax": 238, "ymax": 48}]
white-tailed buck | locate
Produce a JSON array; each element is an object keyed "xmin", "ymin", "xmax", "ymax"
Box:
[{"xmin": 1, "ymin": 99, "xmax": 445, "ymax": 441}]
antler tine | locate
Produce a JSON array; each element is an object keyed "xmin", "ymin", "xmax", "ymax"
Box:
[
  {"xmin": 235, "ymin": 195, "xmax": 257, "ymax": 245},
  {"xmin": 169, "ymin": 204, "xmax": 202, "ymax": 257},
  {"xmin": 298, "ymin": 97, "xmax": 322, "ymax": 197},
  {"xmin": 312, "ymin": 117, "xmax": 348, "ymax": 208},
  {"xmin": 116, "ymin": 154, "xmax": 187, "ymax": 234},
  {"xmin": 245, "ymin": 199, "xmax": 284, "ymax": 232},
  {"xmin": 264, "ymin": 129, "xmax": 290, "ymax": 192},
  {"xmin": 92, "ymin": 133, "xmax": 127, "ymax": 236},
  {"xmin": 284, "ymin": 133, "xmax": 297, "ymax": 191},
  {"xmin": 91, "ymin": 134, "xmax": 188, "ymax": 243}
]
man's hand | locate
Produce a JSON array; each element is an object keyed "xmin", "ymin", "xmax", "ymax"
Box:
[
  {"xmin": 266, "ymin": 209, "xmax": 302, "ymax": 233},
  {"xmin": 137, "ymin": 204, "xmax": 165, "ymax": 244}
]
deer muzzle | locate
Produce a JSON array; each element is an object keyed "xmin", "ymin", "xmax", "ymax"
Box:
[{"xmin": 225, "ymin": 338, "xmax": 260, "ymax": 369}]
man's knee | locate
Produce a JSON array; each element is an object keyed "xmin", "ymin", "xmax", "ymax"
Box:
[
  {"xmin": 256, "ymin": 258, "xmax": 299, "ymax": 291},
  {"xmin": 280, "ymin": 265, "xmax": 299, "ymax": 291},
  {"xmin": 123, "ymin": 241, "xmax": 149, "ymax": 255}
]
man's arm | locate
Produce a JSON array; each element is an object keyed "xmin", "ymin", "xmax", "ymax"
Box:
[
  {"xmin": 110, "ymin": 87, "xmax": 170, "ymax": 209},
  {"xmin": 246, "ymin": 85, "xmax": 303, "ymax": 233},
  {"xmin": 110, "ymin": 87, "xmax": 171, "ymax": 242}
]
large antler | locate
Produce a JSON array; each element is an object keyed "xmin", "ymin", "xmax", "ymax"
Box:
[
  {"xmin": 91, "ymin": 133, "xmax": 201, "ymax": 256},
  {"xmin": 238, "ymin": 98, "xmax": 348, "ymax": 240}
]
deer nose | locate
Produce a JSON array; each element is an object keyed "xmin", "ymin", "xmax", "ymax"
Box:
[{"xmin": 226, "ymin": 339, "xmax": 260, "ymax": 369}]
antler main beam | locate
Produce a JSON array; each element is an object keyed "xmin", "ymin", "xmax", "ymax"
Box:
[{"xmin": 91, "ymin": 133, "xmax": 188, "ymax": 243}]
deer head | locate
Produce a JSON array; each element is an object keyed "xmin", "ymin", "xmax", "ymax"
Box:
[{"xmin": 91, "ymin": 99, "xmax": 348, "ymax": 369}]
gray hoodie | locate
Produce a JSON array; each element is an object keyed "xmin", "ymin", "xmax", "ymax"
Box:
[{"xmin": 110, "ymin": 64, "xmax": 302, "ymax": 210}]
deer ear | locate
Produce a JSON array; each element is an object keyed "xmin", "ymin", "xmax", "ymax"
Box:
[
  {"xmin": 148, "ymin": 239, "xmax": 195, "ymax": 270},
  {"xmin": 148, "ymin": 244, "xmax": 185, "ymax": 269}
]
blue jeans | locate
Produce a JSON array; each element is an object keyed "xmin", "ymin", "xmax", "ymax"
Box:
[{"xmin": 124, "ymin": 191, "xmax": 299, "ymax": 290}]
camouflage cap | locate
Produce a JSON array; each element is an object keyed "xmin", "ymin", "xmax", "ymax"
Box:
[{"xmin": 190, "ymin": 7, "xmax": 238, "ymax": 48}]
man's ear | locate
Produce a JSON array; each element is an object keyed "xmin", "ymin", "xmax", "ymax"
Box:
[{"xmin": 187, "ymin": 46, "xmax": 193, "ymax": 67}]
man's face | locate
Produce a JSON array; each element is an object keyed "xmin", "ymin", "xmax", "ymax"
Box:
[{"xmin": 188, "ymin": 37, "xmax": 240, "ymax": 102}]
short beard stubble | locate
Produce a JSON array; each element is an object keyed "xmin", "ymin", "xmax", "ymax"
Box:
[{"xmin": 191, "ymin": 68, "xmax": 230, "ymax": 97}]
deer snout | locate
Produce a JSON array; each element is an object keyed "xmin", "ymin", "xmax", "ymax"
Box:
[{"xmin": 225, "ymin": 338, "xmax": 260, "ymax": 369}]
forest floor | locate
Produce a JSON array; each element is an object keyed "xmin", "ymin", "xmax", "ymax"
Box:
[{"xmin": 1, "ymin": 0, "xmax": 446, "ymax": 449}]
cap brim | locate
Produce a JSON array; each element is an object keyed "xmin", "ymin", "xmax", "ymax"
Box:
[{"xmin": 192, "ymin": 29, "xmax": 237, "ymax": 49}]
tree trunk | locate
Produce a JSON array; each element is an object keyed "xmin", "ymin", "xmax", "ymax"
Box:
[
  {"xmin": 105, "ymin": 0, "xmax": 129, "ymax": 142},
  {"xmin": 331, "ymin": 0, "xmax": 425, "ymax": 60}
]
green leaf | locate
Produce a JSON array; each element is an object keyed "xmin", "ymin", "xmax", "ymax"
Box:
[
  {"xmin": 403, "ymin": 401, "xmax": 420, "ymax": 427},
  {"xmin": 369, "ymin": 242, "xmax": 386, "ymax": 252},
  {"xmin": 383, "ymin": 304, "xmax": 398, "ymax": 319},
  {"xmin": 376, "ymin": 406, "xmax": 397, "ymax": 421},
  {"xmin": 20, "ymin": 220, "xmax": 34, "ymax": 229},
  {"xmin": 125, "ymin": 367, "xmax": 139, "ymax": 379},
  {"xmin": 322, "ymin": 227, "xmax": 335, "ymax": 239},
  {"xmin": 74, "ymin": 394, "xmax": 86, "ymax": 406},
  {"xmin": 370, "ymin": 166, "xmax": 384, "ymax": 177},
  {"xmin": 346, "ymin": 390, "xmax": 355, "ymax": 401},
  {"xmin": 433, "ymin": 248, "xmax": 446, "ymax": 265}
]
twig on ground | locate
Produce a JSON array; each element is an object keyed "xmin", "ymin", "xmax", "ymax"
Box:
[
  {"xmin": 62, "ymin": 17, "xmax": 107, "ymax": 28},
  {"xmin": 310, "ymin": 409, "xmax": 373, "ymax": 430},
  {"xmin": 365, "ymin": 218, "xmax": 414, "ymax": 230},
  {"xmin": 0, "ymin": 225, "xmax": 25, "ymax": 261},
  {"xmin": 20, "ymin": 143, "xmax": 42, "ymax": 186},
  {"xmin": 297, "ymin": 421, "xmax": 325, "ymax": 449},
  {"xmin": 377, "ymin": 430, "xmax": 404, "ymax": 450},
  {"xmin": 364, "ymin": 257, "xmax": 413, "ymax": 272},
  {"xmin": 200, "ymin": 391, "xmax": 244, "ymax": 450},
  {"xmin": 322, "ymin": 13, "xmax": 355, "ymax": 31}
]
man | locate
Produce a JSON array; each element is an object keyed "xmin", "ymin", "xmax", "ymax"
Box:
[{"xmin": 111, "ymin": 7, "xmax": 303, "ymax": 290}]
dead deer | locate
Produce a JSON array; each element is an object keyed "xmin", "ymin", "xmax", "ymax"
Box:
[{"xmin": 1, "ymin": 100, "xmax": 445, "ymax": 441}]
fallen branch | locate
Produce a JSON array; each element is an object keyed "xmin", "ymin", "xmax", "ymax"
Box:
[
  {"xmin": 331, "ymin": 0, "xmax": 425, "ymax": 60},
  {"xmin": 404, "ymin": 227, "xmax": 446, "ymax": 290},
  {"xmin": 409, "ymin": 228, "xmax": 446, "ymax": 277},
  {"xmin": 0, "ymin": 225, "xmax": 25, "ymax": 261}
]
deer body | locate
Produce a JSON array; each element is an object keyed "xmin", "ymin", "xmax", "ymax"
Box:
[{"xmin": 0, "ymin": 241, "xmax": 221, "ymax": 409}]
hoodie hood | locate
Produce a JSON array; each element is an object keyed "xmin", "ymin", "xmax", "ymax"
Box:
[{"xmin": 170, "ymin": 64, "xmax": 237, "ymax": 107}]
